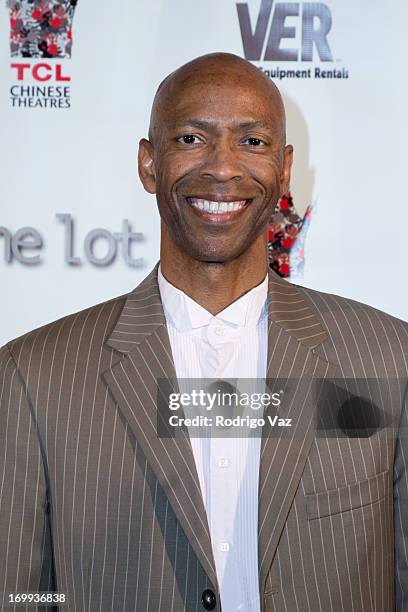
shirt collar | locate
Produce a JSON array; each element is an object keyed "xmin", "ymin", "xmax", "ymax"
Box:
[{"xmin": 157, "ymin": 263, "xmax": 268, "ymax": 332}]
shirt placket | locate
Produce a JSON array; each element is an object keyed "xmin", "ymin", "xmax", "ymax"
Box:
[{"xmin": 205, "ymin": 320, "xmax": 246, "ymax": 607}]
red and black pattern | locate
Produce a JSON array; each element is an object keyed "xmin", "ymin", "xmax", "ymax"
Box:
[
  {"xmin": 268, "ymin": 192, "xmax": 303, "ymax": 278},
  {"xmin": 7, "ymin": 0, "xmax": 78, "ymax": 58}
]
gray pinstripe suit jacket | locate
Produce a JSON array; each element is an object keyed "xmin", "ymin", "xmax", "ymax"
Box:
[{"xmin": 1, "ymin": 261, "xmax": 408, "ymax": 612}]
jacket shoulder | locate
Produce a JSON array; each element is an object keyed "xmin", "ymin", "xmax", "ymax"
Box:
[
  {"xmin": 294, "ymin": 282, "xmax": 408, "ymax": 361},
  {"xmin": 3, "ymin": 293, "xmax": 128, "ymax": 369},
  {"xmin": 296, "ymin": 283, "xmax": 407, "ymax": 326}
]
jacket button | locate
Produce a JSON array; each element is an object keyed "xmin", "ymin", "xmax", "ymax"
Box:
[{"xmin": 201, "ymin": 588, "xmax": 216, "ymax": 610}]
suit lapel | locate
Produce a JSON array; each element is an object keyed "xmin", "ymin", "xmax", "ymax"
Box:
[
  {"xmin": 258, "ymin": 273, "xmax": 338, "ymax": 594},
  {"xmin": 102, "ymin": 262, "xmax": 219, "ymax": 591}
]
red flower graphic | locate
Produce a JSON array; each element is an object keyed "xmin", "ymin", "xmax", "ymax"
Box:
[
  {"xmin": 50, "ymin": 16, "xmax": 62, "ymax": 28},
  {"xmin": 47, "ymin": 42, "xmax": 58, "ymax": 55},
  {"xmin": 282, "ymin": 237, "xmax": 294, "ymax": 249},
  {"xmin": 279, "ymin": 198, "xmax": 291, "ymax": 210}
]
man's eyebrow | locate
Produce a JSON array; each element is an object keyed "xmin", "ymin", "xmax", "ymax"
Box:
[
  {"xmin": 169, "ymin": 119, "xmax": 274, "ymax": 131},
  {"xmin": 235, "ymin": 121, "xmax": 273, "ymax": 130}
]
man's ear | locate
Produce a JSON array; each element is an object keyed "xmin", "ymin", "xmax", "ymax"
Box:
[
  {"xmin": 138, "ymin": 138, "xmax": 156, "ymax": 194},
  {"xmin": 280, "ymin": 144, "xmax": 294, "ymax": 196}
]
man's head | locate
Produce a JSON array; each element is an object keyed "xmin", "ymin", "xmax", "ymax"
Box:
[{"xmin": 138, "ymin": 52, "xmax": 293, "ymax": 265}]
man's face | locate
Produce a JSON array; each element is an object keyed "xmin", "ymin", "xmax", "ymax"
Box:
[{"xmin": 139, "ymin": 71, "xmax": 293, "ymax": 263}]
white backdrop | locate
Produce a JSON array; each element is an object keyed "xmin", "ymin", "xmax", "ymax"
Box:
[{"xmin": 1, "ymin": 0, "xmax": 407, "ymax": 346}]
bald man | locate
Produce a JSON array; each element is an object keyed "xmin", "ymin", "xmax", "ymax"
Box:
[{"xmin": 1, "ymin": 53, "xmax": 408, "ymax": 612}]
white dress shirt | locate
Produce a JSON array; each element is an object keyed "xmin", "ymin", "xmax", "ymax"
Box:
[{"xmin": 157, "ymin": 264, "xmax": 268, "ymax": 612}]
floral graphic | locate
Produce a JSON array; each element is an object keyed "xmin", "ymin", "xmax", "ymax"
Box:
[
  {"xmin": 268, "ymin": 192, "xmax": 313, "ymax": 279},
  {"xmin": 7, "ymin": 0, "xmax": 78, "ymax": 58}
]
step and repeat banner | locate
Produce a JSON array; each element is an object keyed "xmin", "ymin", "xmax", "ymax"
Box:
[{"xmin": 1, "ymin": 0, "xmax": 407, "ymax": 345}]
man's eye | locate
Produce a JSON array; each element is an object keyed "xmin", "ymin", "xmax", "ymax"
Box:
[
  {"xmin": 242, "ymin": 137, "xmax": 265, "ymax": 146},
  {"xmin": 177, "ymin": 135, "xmax": 202, "ymax": 144}
]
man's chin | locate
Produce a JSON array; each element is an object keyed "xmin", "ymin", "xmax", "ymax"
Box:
[{"xmin": 180, "ymin": 248, "xmax": 249, "ymax": 265}]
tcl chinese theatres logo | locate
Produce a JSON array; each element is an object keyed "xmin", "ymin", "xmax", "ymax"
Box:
[{"xmin": 7, "ymin": 0, "xmax": 78, "ymax": 58}]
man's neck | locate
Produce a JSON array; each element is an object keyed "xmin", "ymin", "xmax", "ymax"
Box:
[{"xmin": 159, "ymin": 232, "xmax": 269, "ymax": 316}]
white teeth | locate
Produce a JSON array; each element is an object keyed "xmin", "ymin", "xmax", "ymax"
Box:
[{"xmin": 188, "ymin": 198, "xmax": 247, "ymax": 214}]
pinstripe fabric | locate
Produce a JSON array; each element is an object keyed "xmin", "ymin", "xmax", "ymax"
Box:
[{"xmin": 0, "ymin": 260, "xmax": 407, "ymax": 612}]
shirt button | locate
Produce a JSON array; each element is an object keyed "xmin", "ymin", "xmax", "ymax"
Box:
[
  {"xmin": 218, "ymin": 458, "xmax": 230, "ymax": 468},
  {"xmin": 213, "ymin": 326, "xmax": 224, "ymax": 336},
  {"xmin": 220, "ymin": 542, "xmax": 230, "ymax": 552},
  {"xmin": 201, "ymin": 589, "xmax": 217, "ymax": 610}
]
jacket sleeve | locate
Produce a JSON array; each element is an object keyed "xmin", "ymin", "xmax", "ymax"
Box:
[
  {"xmin": 395, "ymin": 380, "xmax": 408, "ymax": 610},
  {"xmin": 0, "ymin": 344, "xmax": 56, "ymax": 611}
]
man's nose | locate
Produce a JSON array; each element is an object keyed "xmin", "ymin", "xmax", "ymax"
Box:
[{"xmin": 199, "ymin": 141, "xmax": 244, "ymax": 182}]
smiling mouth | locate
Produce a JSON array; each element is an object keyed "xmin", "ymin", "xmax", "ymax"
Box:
[{"xmin": 186, "ymin": 197, "xmax": 251, "ymax": 215}]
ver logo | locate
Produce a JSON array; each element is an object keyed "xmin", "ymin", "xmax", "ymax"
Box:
[{"xmin": 236, "ymin": 0, "xmax": 333, "ymax": 62}]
